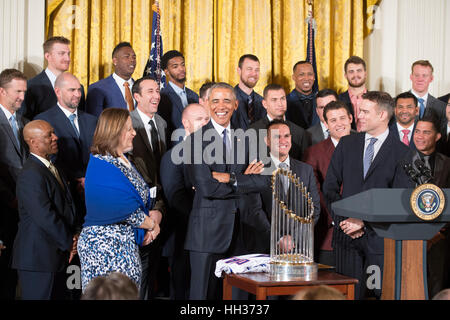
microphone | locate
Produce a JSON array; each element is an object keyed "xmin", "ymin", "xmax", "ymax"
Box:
[
  {"xmin": 402, "ymin": 162, "xmax": 421, "ymax": 185},
  {"xmin": 414, "ymin": 159, "xmax": 433, "ymax": 183}
]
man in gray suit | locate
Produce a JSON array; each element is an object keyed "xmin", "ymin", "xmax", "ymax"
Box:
[
  {"xmin": 409, "ymin": 60, "xmax": 447, "ymax": 131},
  {"xmin": 130, "ymin": 76, "xmax": 167, "ymax": 299},
  {"xmin": 0, "ymin": 69, "xmax": 29, "ymax": 299},
  {"xmin": 307, "ymin": 89, "xmax": 338, "ymax": 145}
]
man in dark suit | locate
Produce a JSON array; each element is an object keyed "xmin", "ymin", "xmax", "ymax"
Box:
[
  {"xmin": 303, "ymin": 101, "xmax": 353, "ymax": 267},
  {"xmin": 231, "ymin": 54, "xmax": 266, "ymax": 130},
  {"xmin": 158, "ymin": 50, "xmax": 199, "ymax": 134},
  {"xmin": 250, "ymin": 83, "xmax": 309, "ymax": 161},
  {"xmin": 307, "ymin": 89, "xmax": 338, "ymax": 145},
  {"xmin": 286, "ymin": 61, "xmax": 319, "ymax": 129},
  {"xmin": 160, "ymin": 103, "xmax": 210, "ymax": 299},
  {"xmin": 338, "ymin": 56, "xmax": 367, "ymax": 131},
  {"xmin": 323, "ymin": 91, "xmax": 414, "ymax": 300},
  {"xmin": 86, "ymin": 42, "xmax": 137, "ymax": 117},
  {"xmin": 411, "ymin": 116, "xmax": 450, "ymax": 298},
  {"xmin": 439, "ymin": 93, "xmax": 450, "ymax": 106},
  {"xmin": 12, "ymin": 120, "xmax": 77, "ymax": 300},
  {"xmin": 22, "ymin": 36, "xmax": 86, "ymax": 120},
  {"xmin": 390, "ymin": 92, "xmax": 418, "ymax": 150},
  {"xmin": 129, "ymin": 76, "xmax": 167, "ymax": 299},
  {"xmin": 437, "ymin": 97, "xmax": 450, "ymax": 156},
  {"xmin": 0, "ymin": 69, "xmax": 29, "ymax": 299}
]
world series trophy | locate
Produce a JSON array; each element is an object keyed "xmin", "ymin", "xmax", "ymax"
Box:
[{"xmin": 270, "ymin": 168, "xmax": 318, "ymax": 280}]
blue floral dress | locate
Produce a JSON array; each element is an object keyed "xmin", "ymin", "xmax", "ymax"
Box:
[{"xmin": 78, "ymin": 154, "xmax": 149, "ymax": 291}]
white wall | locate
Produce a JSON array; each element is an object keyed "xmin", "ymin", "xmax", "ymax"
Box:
[
  {"xmin": 0, "ymin": 0, "xmax": 45, "ymax": 78},
  {"xmin": 364, "ymin": 0, "xmax": 450, "ymax": 98}
]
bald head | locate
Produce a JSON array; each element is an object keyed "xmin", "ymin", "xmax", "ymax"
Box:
[
  {"xmin": 181, "ymin": 103, "xmax": 210, "ymax": 135},
  {"xmin": 55, "ymin": 72, "xmax": 82, "ymax": 111},
  {"xmin": 24, "ymin": 120, "xmax": 58, "ymax": 159}
]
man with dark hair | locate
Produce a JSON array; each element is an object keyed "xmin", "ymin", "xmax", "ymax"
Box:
[
  {"xmin": 22, "ymin": 36, "xmax": 86, "ymax": 119},
  {"xmin": 286, "ymin": 61, "xmax": 319, "ymax": 129},
  {"xmin": 231, "ymin": 54, "xmax": 266, "ymax": 130},
  {"xmin": 158, "ymin": 50, "xmax": 199, "ymax": 134},
  {"xmin": 324, "ymin": 91, "xmax": 413, "ymax": 300},
  {"xmin": 390, "ymin": 92, "xmax": 419, "ymax": 150},
  {"xmin": 338, "ymin": 56, "xmax": 367, "ymax": 131},
  {"xmin": 86, "ymin": 42, "xmax": 137, "ymax": 116},
  {"xmin": 307, "ymin": 89, "xmax": 339, "ymax": 145},
  {"xmin": 199, "ymin": 81, "xmax": 215, "ymax": 108},
  {"xmin": 0, "ymin": 68, "xmax": 29, "ymax": 299}
]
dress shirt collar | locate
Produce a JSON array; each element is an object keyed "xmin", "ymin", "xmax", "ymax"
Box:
[
  {"xmin": 396, "ymin": 121, "xmax": 415, "ymax": 140},
  {"xmin": 169, "ymin": 81, "xmax": 186, "ymax": 95},
  {"xmin": 266, "ymin": 114, "xmax": 286, "ymax": 122},
  {"xmin": 57, "ymin": 102, "xmax": 78, "ymax": 118},
  {"xmin": 365, "ymin": 127, "xmax": 389, "ymax": 143},
  {"xmin": 331, "ymin": 137, "xmax": 339, "ymax": 147},
  {"xmin": 31, "ymin": 152, "xmax": 51, "ymax": 168},
  {"xmin": 270, "ymin": 153, "xmax": 290, "ymax": 169},
  {"xmin": 45, "ymin": 68, "xmax": 57, "ymax": 88},
  {"xmin": 411, "ymin": 89, "xmax": 429, "ymax": 103},
  {"xmin": 112, "ymin": 72, "xmax": 133, "ymax": 88},
  {"xmin": 0, "ymin": 103, "xmax": 15, "ymax": 120},
  {"xmin": 320, "ymin": 121, "xmax": 328, "ymax": 136},
  {"xmin": 210, "ymin": 118, "xmax": 231, "ymax": 137},
  {"xmin": 136, "ymin": 107, "xmax": 156, "ymax": 125},
  {"xmin": 348, "ymin": 87, "xmax": 367, "ymax": 99}
]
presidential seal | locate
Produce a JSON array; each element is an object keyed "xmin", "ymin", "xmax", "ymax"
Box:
[{"xmin": 410, "ymin": 183, "xmax": 445, "ymax": 221}]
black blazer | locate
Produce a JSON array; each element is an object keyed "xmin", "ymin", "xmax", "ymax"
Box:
[
  {"xmin": 231, "ymin": 85, "xmax": 266, "ymax": 130},
  {"xmin": 389, "ymin": 121, "xmax": 417, "ymax": 152},
  {"xmin": 286, "ymin": 89, "xmax": 317, "ymax": 129},
  {"xmin": 338, "ymin": 90, "xmax": 357, "ymax": 130},
  {"xmin": 21, "ymin": 70, "xmax": 86, "ymax": 120},
  {"xmin": 12, "ymin": 155, "xmax": 76, "ymax": 272}
]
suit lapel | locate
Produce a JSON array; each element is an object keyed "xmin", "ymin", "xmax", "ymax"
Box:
[
  {"xmin": 155, "ymin": 115, "xmax": 167, "ymax": 154},
  {"xmin": 365, "ymin": 132, "xmax": 394, "ymax": 179},
  {"xmin": 107, "ymin": 75, "xmax": 128, "ymax": 109},
  {"xmin": 131, "ymin": 110, "xmax": 154, "ymax": 158},
  {"xmin": 0, "ymin": 110, "xmax": 23, "ymax": 155},
  {"xmin": 434, "ymin": 153, "xmax": 445, "ymax": 186}
]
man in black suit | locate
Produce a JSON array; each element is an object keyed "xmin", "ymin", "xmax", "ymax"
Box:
[
  {"xmin": 338, "ymin": 56, "xmax": 367, "ymax": 131},
  {"xmin": 307, "ymin": 89, "xmax": 338, "ymax": 145},
  {"xmin": 286, "ymin": 61, "xmax": 319, "ymax": 129},
  {"xmin": 160, "ymin": 103, "xmax": 210, "ymax": 299},
  {"xmin": 324, "ymin": 91, "xmax": 413, "ymax": 300},
  {"xmin": 250, "ymin": 83, "xmax": 309, "ymax": 161},
  {"xmin": 129, "ymin": 76, "xmax": 167, "ymax": 299},
  {"xmin": 390, "ymin": 92, "xmax": 418, "ymax": 150},
  {"xmin": 231, "ymin": 54, "xmax": 266, "ymax": 130},
  {"xmin": 0, "ymin": 69, "xmax": 29, "ymax": 299},
  {"xmin": 437, "ymin": 94, "xmax": 450, "ymax": 157},
  {"xmin": 158, "ymin": 50, "xmax": 199, "ymax": 134},
  {"xmin": 411, "ymin": 116, "xmax": 450, "ymax": 298},
  {"xmin": 22, "ymin": 36, "xmax": 86, "ymax": 119},
  {"xmin": 12, "ymin": 120, "xmax": 77, "ymax": 300}
]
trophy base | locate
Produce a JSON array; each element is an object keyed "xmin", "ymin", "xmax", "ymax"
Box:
[{"xmin": 269, "ymin": 261, "xmax": 318, "ymax": 281}]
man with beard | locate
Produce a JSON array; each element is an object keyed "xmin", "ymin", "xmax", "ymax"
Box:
[
  {"xmin": 286, "ymin": 61, "xmax": 320, "ymax": 130},
  {"xmin": 231, "ymin": 54, "xmax": 266, "ymax": 130},
  {"xmin": 389, "ymin": 92, "xmax": 418, "ymax": 150},
  {"xmin": 158, "ymin": 50, "xmax": 199, "ymax": 134},
  {"xmin": 86, "ymin": 42, "xmax": 137, "ymax": 116},
  {"xmin": 338, "ymin": 56, "xmax": 368, "ymax": 131}
]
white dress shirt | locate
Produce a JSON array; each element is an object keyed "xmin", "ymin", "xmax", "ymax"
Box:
[
  {"xmin": 363, "ymin": 128, "xmax": 390, "ymax": 160},
  {"xmin": 57, "ymin": 103, "xmax": 79, "ymax": 133},
  {"xmin": 396, "ymin": 122, "xmax": 415, "ymax": 143},
  {"xmin": 136, "ymin": 108, "xmax": 159, "ymax": 150},
  {"xmin": 45, "ymin": 68, "xmax": 58, "ymax": 88},
  {"xmin": 112, "ymin": 72, "xmax": 134, "ymax": 103}
]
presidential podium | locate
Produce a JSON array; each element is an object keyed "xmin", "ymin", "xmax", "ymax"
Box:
[{"xmin": 332, "ymin": 188, "xmax": 450, "ymax": 300}]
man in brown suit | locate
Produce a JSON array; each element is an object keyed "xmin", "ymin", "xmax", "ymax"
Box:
[{"xmin": 303, "ymin": 101, "xmax": 353, "ymax": 266}]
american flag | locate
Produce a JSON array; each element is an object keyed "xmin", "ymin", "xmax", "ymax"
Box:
[{"xmin": 143, "ymin": 2, "xmax": 166, "ymax": 89}]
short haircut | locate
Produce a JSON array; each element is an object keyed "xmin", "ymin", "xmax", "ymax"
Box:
[
  {"xmin": 0, "ymin": 69, "xmax": 27, "ymax": 88},
  {"xmin": 418, "ymin": 113, "xmax": 441, "ymax": 133},
  {"xmin": 238, "ymin": 54, "xmax": 259, "ymax": 69},
  {"xmin": 131, "ymin": 76, "xmax": 157, "ymax": 96},
  {"xmin": 317, "ymin": 88, "xmax": 338, "ymax": 100},
  {"xmin": 91, "ymin": 108, "xmax": 130, "ymax": 157},
  {"xmin": 362, "ymin": 91, "xmax": 394, "ymax": 120},
  {"xmin": 81, "ymin": 272, "xmax": 139, "ymax": 300},
  {"xmin": 266, "ymin": 119, "xmax": 290, "ymax": 132},
  {"xmin": 43, "ymin": 36, "xmax": 70, "ymax": 53},
  {"xmin": 112, "ymin": 42, "xmax": 133, "ymax": 58},
  {"xmin": 411, "ymin": 60, "xmax": 434, "ymax": 73},
  {"xmin": 344, "ymin": 56, "xmax": 366, "ymax": 72},
  {"xmin": 323, "ymin": 100, "xmax": 351, "ymax": 123},
  {"xmin": 395, "ymin": 91, "xmax": 418, "ymax": 107},
  {"xmin": 263, "ymin": 83, "xmax": 285, "ymax": 99},
  {"xmin": 199, "ymin": 81, "xmax": 216, "ymax": 100},
  {"xmin": 292, "ymin": 60, "xmax": 312, "ymax": 72},
  {"xmin": 209, "ymin": 82, "xmax": 236, "ymax": 101},
  {"xmin": 161, "ymin": 50, "xmax": 184, "ymax": 70}
]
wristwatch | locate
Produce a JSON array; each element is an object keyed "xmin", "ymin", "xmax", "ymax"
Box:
[{"xmin": 228, "ymin": 172, "xmax": 236, "ymax": 185}]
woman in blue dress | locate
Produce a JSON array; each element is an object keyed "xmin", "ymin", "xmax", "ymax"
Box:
[{"xmin": 78, "ymin": 108, "xmax": 160, "ymax": 291}]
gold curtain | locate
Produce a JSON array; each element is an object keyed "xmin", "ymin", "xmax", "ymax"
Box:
[{"xmin": 47, "ymin": 0, "xmax": 379, "ymax": 94}]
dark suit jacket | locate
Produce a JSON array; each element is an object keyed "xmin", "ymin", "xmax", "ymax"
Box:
[
  {"xmin": 303, "ymin": 137, "xmax": 335, "ymax": 252},
  {"xmin": 323, "ymin": 129, "xmax": 414, "ymax": 254},
  {"xmin": 231, "ymin": 85, "xmax": 266, "ymax": 130},
  {"xmin": 438, "ymin": 93, "xmax": 450, "ymax": 105},
  {"xmin": 35, "ymin": 106, "xmax": 97, "ymax": 181},
  {"xmin": 158, "ymin": 83, "xmax": 199, "ymax": 134},
  {"xmin": 338, "ymin": 90, "xmax": 357, "ymax": 130},
  {"xmin": 85, "ymin": 75, "xmax": 130, "ymax": 117},
  {"xmin": 22, "ymin": 70, "xmax": 86, "ymax": 120},
  {"xmin": 286, "ymin": 89, "xmax": 318, "ymax": 129},
  {"xmin": 12, "ymin": 155, "xmax": 76, "ymax": 272},
  {"xmin": 413, "ymin": 92, "xmax": 447, "ymax": 133},
  {"xmin": 249, "ymin": 116, "xmax": 310, "ymax": 161},
  {"xmin": 389, "ymin": 121, "xmax": 417, "ymax": 151},
  {"xmin": 307, "ymin": 122, "xmax": 326, "ymax": 146}
]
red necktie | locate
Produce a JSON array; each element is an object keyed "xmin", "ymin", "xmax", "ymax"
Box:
[{"xmin": 401, "ymin": 129, "xmax": 410, "ymax": 146}]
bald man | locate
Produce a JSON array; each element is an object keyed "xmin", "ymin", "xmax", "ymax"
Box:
[
  {"xmin": 12, "ymin": 120, "xmax": 77, "ymax": 300},
  {"xmin": 160, "ymin": 103, "xmax": 209, "ymax": 299}
]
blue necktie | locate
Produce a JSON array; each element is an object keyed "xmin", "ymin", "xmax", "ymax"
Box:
[
  {"xmin": 69, "ymin": 114, "xmax": 80, "ymax": 137},
  {"xmin": 9, "ymin": 115, "xmax": 20, "ymax": 146},
  {"xmin": 418, "ymin": 98, "xmax": 425, "ymax": 119},
  {"xmin": 223, "ymin": 128, "xmax": 231, "ymax": 158},
  {"xmin": 363, "ymin": 138, "xmax": 378, "ymax": 178}
]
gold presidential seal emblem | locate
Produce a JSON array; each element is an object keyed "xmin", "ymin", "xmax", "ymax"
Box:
[{"xmin": 410, "ymin": 183, "xmax": 445, "ymax": 221}]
